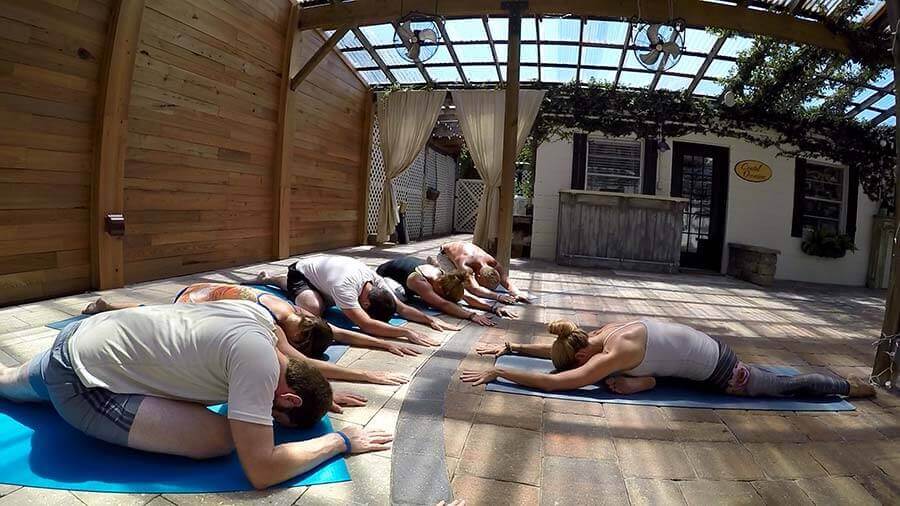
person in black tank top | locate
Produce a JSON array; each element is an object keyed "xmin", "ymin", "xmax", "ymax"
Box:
[{"xmin": 376, "ymin": 256, "xmax": 519, "ymax": 327}]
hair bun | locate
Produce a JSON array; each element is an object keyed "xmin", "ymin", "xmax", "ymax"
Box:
[{"xmin": 548, "ymin": 319, "xmax": 578, "ymax": 338}]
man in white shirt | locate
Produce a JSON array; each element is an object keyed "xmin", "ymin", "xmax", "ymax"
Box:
[
  {"xmin": 257, "ymin": 255, "xmax": 457, "ymax": 347},
  {"xmin": 0, "ymin": 300, "xmax": 392, "ymax": 489}
]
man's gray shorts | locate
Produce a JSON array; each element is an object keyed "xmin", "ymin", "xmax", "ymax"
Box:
[{"xmin": 35, "ymin": 321, "xmax": 145, "ymax": 447}]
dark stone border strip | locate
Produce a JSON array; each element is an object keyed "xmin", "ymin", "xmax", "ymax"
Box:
[{"xmin": 390, "ymin": 323, "xmax": 485, "ymax": 505}]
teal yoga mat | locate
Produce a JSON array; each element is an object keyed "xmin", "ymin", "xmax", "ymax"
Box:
[
  {"xmin": 46, "ymin": 314, "xmax": 90, "ymax": 330},
  {"xmin": 0, "ymin": 401, "xmax": 350, "ymax": 493},
  {"xmin": 486, "ymin": 355, "xmax": 855, "ymax": 412}
]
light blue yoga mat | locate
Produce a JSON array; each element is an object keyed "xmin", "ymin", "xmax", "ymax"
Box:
[
  {"xmin": 0, "ymin": 400, "xmax": 350, "ymax": 493},
  {"xmin": 486, "ymin": 355, "xmax": 855, "ymax": 412},
  {"xmin": 46, "ymin": 314, "xmax": 90, "ymax": 330}
]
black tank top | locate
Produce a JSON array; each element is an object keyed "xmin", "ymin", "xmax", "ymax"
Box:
[{"xmin": 376, "ymin": 257, "xmax": 427, "ymax": 298}]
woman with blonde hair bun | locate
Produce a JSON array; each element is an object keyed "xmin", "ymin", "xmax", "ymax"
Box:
[
  {"xmin": 376, "ymin": 256, "xmax": 518, "ymax": 327},
  {"xmin": 462, "ymin": 318, "xmax": 875, "ymax": 399}
]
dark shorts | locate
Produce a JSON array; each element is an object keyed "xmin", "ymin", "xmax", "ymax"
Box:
[
  {"xmin": 286, "ymin": 262, "xmax": 324, "ymax": 302},
  {"xmin": 703, "ymin": 339, "xmax": 739, "ymax": 392},
  {"xmin": 39, "ymin": 321, "xmax": 145, "ymax": 447}
]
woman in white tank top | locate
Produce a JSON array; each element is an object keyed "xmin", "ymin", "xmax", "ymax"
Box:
[{"xmin": 460, "ymin": 318, "xmax": 874, "ymax": 399}]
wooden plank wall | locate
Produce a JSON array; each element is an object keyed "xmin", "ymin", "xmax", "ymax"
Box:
[
  {"xmin": 0, "ymin": 0, "xmax": 113, "ymax": 305},
  {"xmin": 122, "ymin": 0, "xmax": 289, "ymax": 283},
  {"xmin": 289, "ymin": 32, "xmax": 369, "ymax": 254},
  {"xmin": 0, "ymin": 0, "xmax": 371, "ymax": 305}
]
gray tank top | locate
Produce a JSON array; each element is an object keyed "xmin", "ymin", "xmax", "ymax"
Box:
[{"xmin": 625, "ymin": 318, "xmax": 719, "ymax": 381}]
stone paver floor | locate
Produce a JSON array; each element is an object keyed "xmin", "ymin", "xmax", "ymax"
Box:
[{"xmin": 1, "ymin": 234, "xmax": 899, "ymax": 505}]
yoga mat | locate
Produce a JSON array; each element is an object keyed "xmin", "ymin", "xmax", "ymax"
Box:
[
  {"xmin": 323, "ymin": 344, "xmax": 350, "ymax": 364},
  {"xmin": 486, "ymin": 355, "xmax": 855, "ymax": 412},
  {"xmin": 0, "ymin": 400, "xmax": 349, "ymax": 493},
  {"xmin": 322, "ymin": 306, "xmax": 407, "ymax": 331},
  {"xmin": 46, "ymin": 314, "xmax": 90, "ymax": 330}
]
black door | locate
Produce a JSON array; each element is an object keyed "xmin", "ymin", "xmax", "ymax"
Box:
[{"xmin": 671, "ymin": 142, "xmax": 729, "ymax": 271}]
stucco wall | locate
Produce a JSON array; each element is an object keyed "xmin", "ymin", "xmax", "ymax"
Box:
[{"xmin": 533, "ymin": 132, "xmax": 878, "ymax": 286}]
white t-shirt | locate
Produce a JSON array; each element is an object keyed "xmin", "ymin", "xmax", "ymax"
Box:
[
  {"xmin": 294, "ymin": 255, "xmax": 386, "ymax": 309},
  {"xmin": 68, "ymin": 300, "xmax": 280, "ymax": 426}
]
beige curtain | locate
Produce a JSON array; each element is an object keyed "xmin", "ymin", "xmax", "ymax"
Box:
[
  {"xmin": 451, "ymin": 89, "xmax": 546, "ymax": 248},
  {"xmin": 375, "ymin": 90, "xmax": 446, "ymax": 243}
]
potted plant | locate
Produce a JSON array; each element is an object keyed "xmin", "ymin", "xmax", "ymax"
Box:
[{"xmin": 801, "ymin": 228, "xmax": 857, "ymax": 259}]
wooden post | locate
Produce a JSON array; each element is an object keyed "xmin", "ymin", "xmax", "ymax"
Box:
[
  {"xmin": 358, "ymin": 91, "xmax": 375, "ymax": 244},
  {"xmin": 496, "ymin": 1, "xmax": 525, "ymax": 270},
  {"xmin": 273, "ymin": 4, "xmax": 302, "ymax": 260},
  {"xmin": 872, "ymin": 0, "xmax": 900, "ymax": 389},
  {"xmin": 91, "ymin": 0, "xmax": 144, "ymax": 290},
  {"xmin": 290, "ymin": 27, "xmax": 349, "ymax": 90}
]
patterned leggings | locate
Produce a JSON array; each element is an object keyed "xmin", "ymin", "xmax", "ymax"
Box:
[{"xmin": 708, "ymin": 340, "xmax": 849, "ymax": 397}]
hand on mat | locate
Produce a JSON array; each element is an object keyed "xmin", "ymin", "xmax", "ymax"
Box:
[
  {"xmin": 405, "ymin": 329, "xmax": 440, "ymax": 347},
  {"xmin": 471, "ymin": 313, "xmax": 495, "ymax": 327},
  {"xmin": 497, "ymin": 294, "xmax": 517, "ymax": 305},
  {"xmin": 340, "ymin": 426, "xmax": 393, "ymax": 454},
  {"xmin": 384, "ymin": 342, "xmax": 421, "ymax": 357},
  {"xmin": 459, "ymin": 368, "xmax": 499, "ymax": 386},
  {"xmin": 475, "ymin": 343, "xmax": 508, "ymax": 357},
  {"xmin": 494, "ymin": 307, "xmax": 519, "ymax": 319},
  {"xmin": 429, "ymin": 318, "xmax": 461, "ymax": 332},
  {"xmin": 513, "ymin": 293, "xmax": 531, "ymax": 304},
  {"xmin": 366, "ymin": 371, "xmax": 409, "ymax": 385},
  {"xmin": 330, "ymin": 392, "xmax": 368, "ymax": 413}
]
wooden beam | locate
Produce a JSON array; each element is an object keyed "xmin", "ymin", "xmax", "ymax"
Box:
[
  {"xmin": 870, "ymin": 108, "xmax": 894, "ymax": 125},
  {"xmin": 872, "ymin": 0, "xmax": 900, "ymax": 390},
  {"xmin": 483, "ymin": 16, "xmax": 503, "ymax": 82},
  {"xmin": 613, "ymin": 23, "xmax": 633, "ymax": 88},
  {"xmin": 316, "ymin": 28, "xmax": 370, "ymax": 88},
  {"xmin": 274, "ymin": 3, "xmax": 302, "ymax": 260},
  {"xmin": 497, "ymin": 2, "xmax": 524, "ymax": 270},
  {"xmin": 290, "ymin": 27, "xmax": 349, "ymax": 90},
  {"xmin": 436, "ymin": 18, "xmax": 470, "ymax": 86},
  {"xmin": 358, "ymin": 91, "xmax": 376, "ymax": 244},
  {"xmin": 687, "ymin": 35, "xmax": 727, "ymax": 94},
  {"xmin": 297, "ymin": 0, "xmax": 869, "ymax": 58},
  {"xmin": 353, "ymin": 27, "xmax": 399, "ymax": 85},
  {"xmin": 575, "ymin": 17, "xmax": 584, "ymax": 83},
  {"xmin": 391, "ymin": 21, "xmax": 434, "ymax": 85},
  {"xmin": 847, "ymin": 83, "xmax": 894, "ymax": 116},
  {"xmin": 91, "ymin": 0, "xmax": 144, "ymax": 290}
]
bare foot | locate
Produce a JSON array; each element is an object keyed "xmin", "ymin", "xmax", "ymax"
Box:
[
  {"xmin": 254, "ymin": 271, "xmax": 270, "ymax": 284},
  {"xmin": 605, "ymin": 376, "xmax": 657, "ymax": 395},
  {"xmin": 82, "ymin": 297, "xmax": 111, "ymax": 315},
  {"xmin": 847, "ymin": 376, "xmax": 876, "ymax": 398}
]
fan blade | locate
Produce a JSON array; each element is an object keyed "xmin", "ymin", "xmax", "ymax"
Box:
[
  {"xmin": 397, "ymin": 22, "xmax": 415, "ymax": 44},
  {"xmin": 640, "ymin": 49, "xmax": 661, "ymax": 66},
  {"xmin": 661, "ymin": 41, "xmax": 681, "ymax": 58},
  {"xmin": 647, "ymin": 24, "xmax": 660, "ymax": 44},
  {"xmin": 408, "ymin": 43, "xmax": 420, "ymax": 61},
  {"xmin": 418, "ymin": 28, "xmax": 438, "ymax": 43}
]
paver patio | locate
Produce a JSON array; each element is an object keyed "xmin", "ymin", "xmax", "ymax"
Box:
[{"xmin": 0, "ymin": 234, "xmax": 898, "ymax": 505}]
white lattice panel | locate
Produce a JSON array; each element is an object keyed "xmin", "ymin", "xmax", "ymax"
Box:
[
  {"xmin": 366, "ymin": 115, "xmax": 458, "ymax": 240},
  {"xmin": 454, "ymin": 179, "xmax": 484, "ymax": 233}
]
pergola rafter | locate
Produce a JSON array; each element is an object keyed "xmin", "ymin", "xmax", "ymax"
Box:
[
  {"xmin": 352, "ymin": 27, "xmax": 399, "ymax": 85},
  {"xmin": 687, "ymin": 36, "xmax": 727, "ymax": 94},
  {"xmin": 435, "ymin": 18, "xmax": 470, "ymax": 86},
  {"xmin": 483, "ymin": 16, "xmax": 504, "ymax": 82}
]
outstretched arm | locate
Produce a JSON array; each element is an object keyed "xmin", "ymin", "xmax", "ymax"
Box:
[
  {"xmin": 342, "ymin": 308, "xmax": 439, "ymax": 346},
  {"xmin": 330, "ymin": 326, "xmax": 420, "ymax": 356},
  {"xmin": 462, "ymin": 294, "xmax": 518, "ymax": 319},
  {"xmin": 231, "ymin": 421, "xmax": 391, "ymax": 490},
  {"xmin": 403, "ymin": 278, "xmax": 487, "ymax": 326},
  {"xmin": 475, "ymin": 341, "xmax": 552, "ymax": 359},
  {"xmin": 488, "ymin": 261, "xmax": 529, "ymax": 303},
  {"xmin": 463, "ymin": 275, "xmax": 517, "ymax": 304},
  {"xmin": 461, "ymin": 351, "xmax": 626, "ymax": 391},
  {"xmin": 394, "ymin": 299, "xmax": 459, "ymax": 331}
]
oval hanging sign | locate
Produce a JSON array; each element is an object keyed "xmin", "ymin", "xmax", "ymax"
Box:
[{"xmin": 734, "ymin": 160, "xmax": 772, "ymax": 182}]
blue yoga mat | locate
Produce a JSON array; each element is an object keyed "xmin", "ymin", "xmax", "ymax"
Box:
[
  {"xmin": 0, "ymin": 400, "xmax": 349, "ymax": 493},
  {"xmin": 486, "ymin": 355, "xmax": 855, "ymax": 412},
  {"xmin": 46, "ymin": 314, "xmax": 90, "ymax": 330}
]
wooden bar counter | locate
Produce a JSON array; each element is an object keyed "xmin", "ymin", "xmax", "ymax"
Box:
[{"xmin": 556, "ymin": 190, "xmax": 688, "ymax": 273}]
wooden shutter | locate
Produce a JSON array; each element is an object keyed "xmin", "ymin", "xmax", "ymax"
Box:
[
  {"xmin": 571, "ymin": 133, "xmax": 587, "ymax": 190},
  {"xmin": 846, "ymin": 165, "xmax": 859, "ymax": 241},
  {"xmin": 791, "ymin": 158, "xmax": 807, "ymax": 238},
  {"xmin": 642, "ymin": 138, "xmax": 658, "ymax": 195}
]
